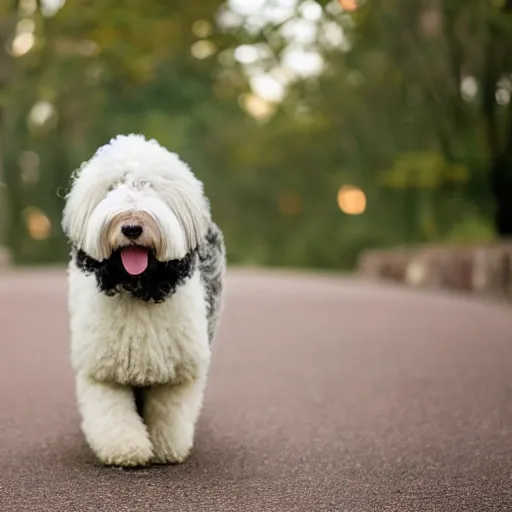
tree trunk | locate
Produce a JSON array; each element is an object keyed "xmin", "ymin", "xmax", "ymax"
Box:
[
  {"xmin": 484, "ymin": 0, "xmax": 512, "ymax": 237},
  {"xmin": 0, "ymin": 5, "xmax": 18, "ymax": 248},
  {"xmin": 490, "ymin": 132, "xmax": 512, "ymax": 236}
]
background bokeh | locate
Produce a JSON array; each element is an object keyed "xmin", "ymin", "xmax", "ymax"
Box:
[{"xmin": 0, "ymin": 0, "xmax": 511, "ymax": 269}]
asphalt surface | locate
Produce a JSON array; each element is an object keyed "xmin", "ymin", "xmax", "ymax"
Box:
[{"xmin": 1, "ymin": 268, "xmax": 512, "ymax": 511}]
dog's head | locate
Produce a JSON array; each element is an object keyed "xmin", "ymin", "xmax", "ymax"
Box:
[{"xmin": 62, "ymin": 135, "xmax": 210, "ymax": 299}]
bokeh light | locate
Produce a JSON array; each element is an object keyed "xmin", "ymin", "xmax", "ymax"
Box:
[
  {"xmin": 191, "ymin": 40, "xmax": 216, "ymax": 59},
  {"xmin": 337, "ymin": 185, "xmax": 366, "ymax": 215},
  {"xmin": 339, "ymin": 0, "xmax": 358, "ymax": 12},
  {"xmin": 23, "ymin": 207, "xmax": 52, "ymax": 240},
  {"xmin": 240, "ymin": 93, "xmax": 276, "ymax": 120},
  {"xmin": 10, "ymin": 33, "xmax": 34, "ymax": 57}
]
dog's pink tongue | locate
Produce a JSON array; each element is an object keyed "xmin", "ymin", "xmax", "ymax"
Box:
[{"xmin": 120, "ymin": 247, "xmax": 149, "ymax": 275}]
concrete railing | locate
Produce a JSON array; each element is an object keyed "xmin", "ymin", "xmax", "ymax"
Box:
[{"xmin": 358, "ymin": 242, "xmax": 512, "ymax": 301}]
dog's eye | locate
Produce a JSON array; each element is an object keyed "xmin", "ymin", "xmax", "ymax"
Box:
[
  {"xmin": 134, "ymin": 179, "xmax": 151, "ymax": 190},
  {"xmin": 106, "ymin": 180, "xmax": 121, "ymax": 192}
]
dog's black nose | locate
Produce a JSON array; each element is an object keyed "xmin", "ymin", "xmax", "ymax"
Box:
[{"xmin": 121, "ymin": 225, "xmax": 143, "ymax": 239}]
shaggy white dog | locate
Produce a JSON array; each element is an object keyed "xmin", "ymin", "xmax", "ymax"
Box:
[{"xmin": 62, "ymin": 134, "xmax": 225, "ymax": 467}]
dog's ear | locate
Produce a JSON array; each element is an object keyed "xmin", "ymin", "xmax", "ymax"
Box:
[
  {"xmin": 155, "ymin": 175, "xmax": 211, "ymax": 252},
  {"xmin": 61, "ymin": 162, "xmax": 111, "ymax": 248},
  {"xmin": 61, "ymin": 135, "xmax": 133, "ymax": 245},
  {"xmin": 61, "ymin": 164, "xmax": 86, "ymax": 244}
]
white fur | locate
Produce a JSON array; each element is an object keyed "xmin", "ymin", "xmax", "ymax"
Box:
[
  {"xmin": 62, "ymin": 134, "xmax": 210, "ymax": 262},
  {"xmin": 64, "ymin": 134, "xmax": 217, "ymax": 466},
  {"xmin": 69, "ymin": 264, "xmax": 210, "ymax": 466}
]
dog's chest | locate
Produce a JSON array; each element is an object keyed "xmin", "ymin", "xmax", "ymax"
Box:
[
  {"xmin": 89, "ymin": 312, "xmax": 199, "ymax": 386},
  {"xmin": 70, "ymin": 270, "xmax": 210, "ymax": 386}
]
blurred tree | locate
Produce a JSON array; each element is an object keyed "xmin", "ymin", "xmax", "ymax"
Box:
[
  {"xmin": 484, "ymin": 0, "xmax": 512, "ymax": 235},
  {"xmin": 3, "ymin": 0, "xmax": 238, "ymax": 262},
  {"xmin": 0, "ymin": 0, "xmax": 18, "ymax": 246},
  {"xmin": 1, "ymin": 0, "xmax": 509, "ymax": 268},
  {"xmin": 350, "ymin": 0, "xmax": 512, "ymax": 235}
]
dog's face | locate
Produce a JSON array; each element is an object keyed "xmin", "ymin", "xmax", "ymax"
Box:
[
  {"xmin": 81, "ymin": 176, "xmax": 188, "ymax": 275},
  {"xmin": 62, "ymin": 135, "xmax": 210, "ymax": 294}
]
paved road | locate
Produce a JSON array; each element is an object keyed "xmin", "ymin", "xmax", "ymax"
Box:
[{"xmin": 1, "ymin": 269, "xmax": 512, "ymax": 511}]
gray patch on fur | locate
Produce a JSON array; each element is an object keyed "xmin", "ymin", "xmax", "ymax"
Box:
[{"xmin": 197, "ymin": 222, "xmax": 226, "ymax": 343}]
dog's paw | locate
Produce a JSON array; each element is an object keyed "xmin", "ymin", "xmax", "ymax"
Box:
[
  {"xmin": 151, "ymin": 445, "xmax": 192, "ymax": 465},
  {"xmin": 150, "ymin": 423, "xmax": 194, "ymax": 464},
  {"xmin": 90, "ymin": 429, "xmax": 154, "ymax": 468}
]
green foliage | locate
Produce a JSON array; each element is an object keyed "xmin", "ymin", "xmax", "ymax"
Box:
[
  {"xmin": 444, "ymin": 215, "xmax": 496, "ymax": 244},
  {"xmin": 380, "ymin": 152, "xmax": 469, "ymax": 189},
  {"xmin": 0, "ymin": 0, "xmax": 510, "ymax": 268}
]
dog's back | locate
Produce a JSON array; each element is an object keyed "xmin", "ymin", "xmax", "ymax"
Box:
[{"xmin": 197, "ymin": 222, "xmax": 226, "ymax": 344}]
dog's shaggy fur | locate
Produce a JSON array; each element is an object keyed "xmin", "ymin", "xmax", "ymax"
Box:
[{"xmin": 62, "ymin": 134, "xmax": 225, "ymax": 467}]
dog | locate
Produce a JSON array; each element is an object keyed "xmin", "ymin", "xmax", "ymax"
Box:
[{"xmin": 62, "ymin": 134, "xmax": 225, "ymax": 467}]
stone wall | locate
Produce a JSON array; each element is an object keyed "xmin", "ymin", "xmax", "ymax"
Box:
[{"xmin": 358, "ymin": 243, "xmax": 512, "ymax": 301}]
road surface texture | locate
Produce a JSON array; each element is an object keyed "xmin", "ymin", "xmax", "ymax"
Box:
[{"xmin": 1, "ymin": 268, "xmax": 512, "ymax": 511}]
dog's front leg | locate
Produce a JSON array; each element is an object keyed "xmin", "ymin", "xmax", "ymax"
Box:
[
  {"xmin": 76, "ymin": 374, "xmax": 153, "ymax": 467},
  {"xmin": 144, "ymin": 375, "xmax": 207, "ymax": 464}
]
